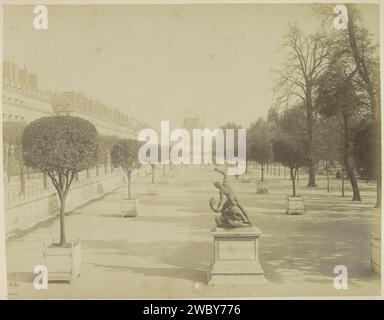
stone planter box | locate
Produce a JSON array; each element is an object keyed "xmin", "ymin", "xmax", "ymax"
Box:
[
  {"xmin": 208, "ymin": 227, "xmax": 265, "ymax": 285},
  {"xmin": 242, "ymin": 174, "xmax": 251, "ymax": 183},
  {"xmin": 286, "ymin": 194, "xmax": 305, "ymax": 215},
  {"xmin": 256, "ymin": 181, "xmax": 269, "ymax": 194},
  {"xmin": 370, "ymin": 233, "xmax": 381, "ymax": 274},
  {"xmin": 43, "ymin": 239, "xmax": 81, "ymax": 282},
  {"xmin": 159, "ymin": 176, "xmax": 168, "ymax": 184},
  {"xmin": 146, "ymin": 183, "xmax": 158, "ymax": 195},
  {"xmin": 121, "ymin": 198, "xmax": 139, "ymax": 217}
]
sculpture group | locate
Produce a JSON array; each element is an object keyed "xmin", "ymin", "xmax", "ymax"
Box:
[{"xmin": 210, "ymin": 168, "xmax": 251, "ymax": 228}]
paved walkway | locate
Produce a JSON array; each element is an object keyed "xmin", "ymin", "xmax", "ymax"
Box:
[{"xmin": 6, "ymin": 165, "xmax": 381, "ymax": 298}]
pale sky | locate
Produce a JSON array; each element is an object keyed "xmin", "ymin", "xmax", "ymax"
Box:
[{"xmin": 3, "ymin": 4, "xmax": 380, "ymax": 130}]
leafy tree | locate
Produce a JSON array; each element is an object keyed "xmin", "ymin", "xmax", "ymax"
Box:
[
  {"xmin": 273, "ymin": 107, "xmax": 308, "ymax": 196},
  {"xmin": 247, "ymin": 119, "xmax": 273, "ymax": 181},
  {"xmin": 353, "ymin": 122, "xmax": 376, "ymax": 181},
  {"xmin": 111, "ymin": 139, "xmax": 141, "ymax": 199},
  {"xmin": 316, "ymin": 4, "xmax": 381, "ymax": 206},
  {"xmin": 21, "ymin": 116, "xmax": 99, "ymax": 246},
  {"xmin": 98, "ymin": 135, "xmax": 119, "ymax": 174},
  {"xmin": 273, "ymin": 137, "xmax": 307, "ymax": 197},
  {"xmin": 316, "ymin": 56, "xmax": 362, "ymax": 201},
  {"xmin": 315, "ymin": 117, "xmax": 344, "ymax": 192},
  {"xmin": 3, "ymin": 120, "xmax": 27, "ymax": 191},
  {"xmin": 220, "ymin": 122, "xmax": 243, "ymax": 177}
]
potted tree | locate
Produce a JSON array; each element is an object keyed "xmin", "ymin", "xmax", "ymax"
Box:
[
  {"xmin": 247, "ymin": 119, "xmax": 273, "ymax": 193},
  {"xmin": 147, "ymin": 162, "xmax": 158, "ymax": 195},
  {"xmin": 111, "ymin": 139, "xmax": 141, "ymax": 217},
  {"xmin": 159, "ymin": 164, "xmax": 168, "ymax": 184},
  {"xmin": 273, "ymin": 136, "xmax": 307, "ymax": 215},
  {"xmin": 21, "ymin": 115, "xmax": 99, "ymax": 282}
]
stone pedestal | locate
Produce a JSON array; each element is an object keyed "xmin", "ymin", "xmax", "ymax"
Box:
[{"xmin": 209, "ymin": 227, "xmax": 265, "ymax": 285}]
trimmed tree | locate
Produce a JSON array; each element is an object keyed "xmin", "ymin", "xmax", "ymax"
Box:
[
  {"xmin": 98, "ymin": 135, "xmax": 119, "ymax": 174},
  {"xmin": 21, "ymin": 116, "xmax": 99, "ymax": 246},
  {"xmin": 247, "ymin": 119, "xmax": 273, "ymax": 182},
  {"xmin": 111, "ymin": 139, "xmax": 141, "ymax": 200},
  {"xmin": 353, "ymin": 122, "xmax": 377, "ymax": 182},
  {"xmin": 273, "ymin": 137, "xmax": 307, "ymax": 197}
]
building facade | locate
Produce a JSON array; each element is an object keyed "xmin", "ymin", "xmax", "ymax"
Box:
[
  {"xmin": 2, "ymin": 58, "xmax": 52, "ymax": 123},
  {"xmin": 2, "ymin": 57, "xmax": 147, "ymax": 139}
]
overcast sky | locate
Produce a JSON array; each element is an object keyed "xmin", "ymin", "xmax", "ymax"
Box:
[{"xmin": 3, "ymin": 4, "xmax": 380, "ymax": 130}]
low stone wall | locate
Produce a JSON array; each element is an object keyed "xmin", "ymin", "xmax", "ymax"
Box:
[{"xmin": 4, "ymin": 171, "xmax": 125, "ymax": 238}]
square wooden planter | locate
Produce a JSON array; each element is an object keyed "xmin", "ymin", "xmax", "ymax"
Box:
[
  {"xmin": 256, "ymin": 181, "xmax": 269, "ymax": 194},
  {"xmin": 370, "ymin": 233, "xmax": 381, "ymax": 274},
  {"xmin": 121, "ymin": 198, "xmax": 139, "ymax": 217},
  {"xmin": 286, "ymin": 194, "xmax": 305, "ymax": 215},
  {"xmin": 43, "ymin": 239, "xmax": 81, "ymax": 282}
]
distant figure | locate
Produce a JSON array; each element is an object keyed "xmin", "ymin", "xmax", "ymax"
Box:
[{"xmin": 210, "ymin": 167, "xmax": 251, "ymax": 228}]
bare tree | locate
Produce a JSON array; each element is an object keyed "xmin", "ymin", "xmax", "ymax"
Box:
[{"xmin": 274, "ymin": 24, "xmax": 332, "ymax": 187}]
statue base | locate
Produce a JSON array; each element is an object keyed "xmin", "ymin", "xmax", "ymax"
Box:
[{"xmin": 208, "ymin": 226, "xmax": 266, "ymax": 285}]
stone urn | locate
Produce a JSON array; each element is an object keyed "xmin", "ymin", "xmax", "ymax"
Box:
[
  {"xmin": 286, "ymin": 194, "xmax": 305, "ymax": 215},
  {"xmin": 43, "ymin": 239, "xmax": 81, "ymax": 282}
]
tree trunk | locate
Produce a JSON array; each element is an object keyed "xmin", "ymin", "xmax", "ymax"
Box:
[
  {"xmin": 284, "ymin": 166, "xmax": 286, "ymax": 179},
  {"xmin": 326, "ymin": 161, "xmax": 330, "ymax": 193},
  {"xmin": 347, "ymin": 7, "xmax": 380, "ymax": 206},
  {"xmin": 375, "ymin": 174, "xmax": 381, "ymax": 208},
  {"xmin": 297, "ymin": 169, "xmax": 300, "ymax": 183},
  {"xmin": 43, "ymin": 172, "xmax": 47, "ymax": 189},
  {"xmin": 261, "ymin": 164, "xmax": 264, "ymax": 182},
  {"xmin": 305, "ymin": 87, "xmax": 317, "ymax": 187},
  {"xmin": 290, "ymin": 167, "xmax": 297, "ymax": 197},
  {"xmin": 343, "ymin": 114, "xmax": 361, "ymax": 201},
  {"xmin": 59, "ymin": 193, "xmax": 66, "ymax": 246},
  {"xmin": 7, "ymin": 145, "xmax": 12, "ymax": 183},
  {"xmin": 127, "ymin": 172, "xmax": 131, "ymax": 200},
  {"xmin": 20, "ymin": 162, "xmax": 25, "ymax": 195},
  {"xmin": 151, "ymin": 164, "xmax": 155, "ymax": 184},
  {"xmin": 86, "ymin": 169, "xmax": 90, "ymax": 179},
  {"xmin": 278, "ymin": 165, "xmax": 281, "ymax": 176}
]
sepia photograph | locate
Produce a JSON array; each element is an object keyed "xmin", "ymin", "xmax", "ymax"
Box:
[{"xmin": 0, "ymin": 0, "xmax": 382, "ymax": 300}]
